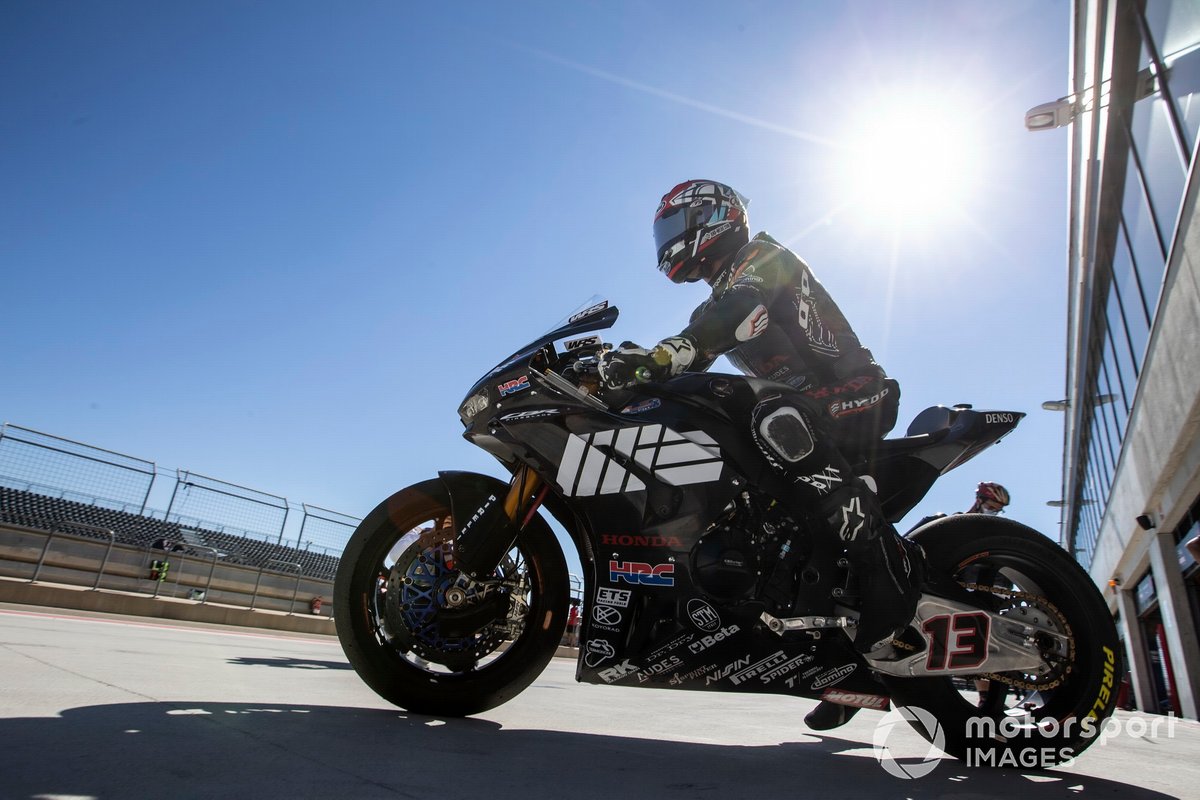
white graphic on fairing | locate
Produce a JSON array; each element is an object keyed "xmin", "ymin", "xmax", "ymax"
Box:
[{"xmin": 556, "ymin": 425, "xmax": 723, "ymax": 496}]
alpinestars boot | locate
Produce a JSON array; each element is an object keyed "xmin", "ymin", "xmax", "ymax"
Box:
[
  {"xmin": 821, "ymin": 485, "xmax": 924, "ymax": 655},
  {"xmin": 804, "ymin": 701, "xmax": 860, "ymax": 731}
]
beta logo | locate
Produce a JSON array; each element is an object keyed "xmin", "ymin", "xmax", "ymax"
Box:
[
  {"xmin": 609, "ymin": 560, "xmax": 674, "ymax": 587},
  {"xmin": 498, "ymin": 376, "xmax": 530, "ymax": 396}
]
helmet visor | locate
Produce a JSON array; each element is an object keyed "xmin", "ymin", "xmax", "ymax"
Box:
[{"xmin": 654, "ymin": 202, "xmax": 720, "ymax": 267}]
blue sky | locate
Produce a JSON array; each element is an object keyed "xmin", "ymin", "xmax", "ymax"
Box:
[{"xmin": 1, "ymin": 1, "xmax": 1071, "ymax": 573}]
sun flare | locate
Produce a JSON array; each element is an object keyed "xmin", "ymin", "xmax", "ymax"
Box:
[{"xmin": 829, "ymin": 93, "xmax": 982, "ymax": 232}]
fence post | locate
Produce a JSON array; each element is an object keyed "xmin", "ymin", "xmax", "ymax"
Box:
[
  {"xmin": 250, "ymin": 559, "xmax": 303, "ymax": 612},
  {"xmin": 31, "ymin": 529, "xmax": 57, "ymax": 583}
]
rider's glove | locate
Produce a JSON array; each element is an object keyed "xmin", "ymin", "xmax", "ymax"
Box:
[
  {"xmin": 598, "ymin": 342, "xmax": 660, "ymax": 390},
  {"xmin": 597, "ymin": 336, "xmax": 698, "ymax": 390}
]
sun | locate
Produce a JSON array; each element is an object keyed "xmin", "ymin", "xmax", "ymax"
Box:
[{"xmin": 828, "ymin": 91, "xmax": 982, "ymax": 233}]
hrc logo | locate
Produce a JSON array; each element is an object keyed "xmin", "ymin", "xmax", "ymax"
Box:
[
  {"xmin": 498, "ymin": 376, "xmax": 530, "ymax": 396},
  {"xmin": 609, "ymin": 560, "xmax": 675, "ymax": 587}
]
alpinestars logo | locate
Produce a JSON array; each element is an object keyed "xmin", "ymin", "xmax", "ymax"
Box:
[
  {"xmin": 840, "ymin": 497, "xmax": 866, "ymax": 541},
  {"xmin": 556, "ymin": 425, "xmax": 723, "ymax": 497}
]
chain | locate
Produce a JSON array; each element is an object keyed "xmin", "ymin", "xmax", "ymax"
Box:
[{"xmin": 959, "ymin": 582, "xmax": 1076, "ymax": 691}]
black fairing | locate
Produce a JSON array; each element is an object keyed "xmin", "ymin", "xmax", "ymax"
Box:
[{"xmin": 452, "ymin": 301, "xmax": 1025, "ymax": 703}]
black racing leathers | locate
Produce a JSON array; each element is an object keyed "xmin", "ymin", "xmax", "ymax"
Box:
[
  {"xmin": 662, "ymin": 232, "xmax": 919, "ymax": 654},
  {"xmin": 679, "ymin": 231, "xmax": 898, "ymax": 444}
]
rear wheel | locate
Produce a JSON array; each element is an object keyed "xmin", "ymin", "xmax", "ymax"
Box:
[
  {"xmin": 884, "ymin": 516, "xmax": 1121, "ymax": 767},
  {"xmin": 334, "ymin": 477, "xmax": 569, "ymax": 716}
]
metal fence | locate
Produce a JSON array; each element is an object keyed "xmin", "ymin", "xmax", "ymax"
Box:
[
  {"xmin": 0, "ymin": 423, "xmax": 361, "ymax": 572},
  {"xmin": 0, "ymin": 424, "xmax": 155, "ymax": 514},
  {"xmin": 166, "ymin": 470, "xmax": 289, "ymax": 544},
  {"xmin": 298, "ymin": 504, "xmax": 360, "ymax": 554}
]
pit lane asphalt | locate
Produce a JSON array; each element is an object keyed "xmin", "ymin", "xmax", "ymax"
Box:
[{"xmin": 0, "ymin": 603, "xmax": 1195, "ymax": 800}]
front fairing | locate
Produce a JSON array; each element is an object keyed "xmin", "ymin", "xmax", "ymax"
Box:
[{"xmin": 457, "ymin": 299, "xmax": 618, "ymax": 427}]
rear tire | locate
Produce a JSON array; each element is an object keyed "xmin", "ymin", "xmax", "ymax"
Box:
[
  {"xmin": 334, "ymin": 477, "xmax": 569, "ymax": 716},
  {"xmin": 884, "ymin": 516, "xmax": 1121, "ymax": 767}
]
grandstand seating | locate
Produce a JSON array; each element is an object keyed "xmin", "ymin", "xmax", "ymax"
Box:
[{"xmin": 0, "ymin": 486, "xmax": 340, "ymax": 580}]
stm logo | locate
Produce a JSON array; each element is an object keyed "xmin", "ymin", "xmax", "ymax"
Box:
[{"xmin": 609, "ymin": 561, "xmax": 675, "ymax": 587}]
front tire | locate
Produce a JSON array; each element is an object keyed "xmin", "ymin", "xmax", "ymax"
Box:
[
  {"xmin": 885, "ymin": 516, "xmax": 1121, "ymax": 767},
  {"xmin": 334, "ymin": 477, "xmax": 569, "ymax": 716}
]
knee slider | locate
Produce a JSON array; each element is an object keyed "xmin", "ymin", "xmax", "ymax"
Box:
[{"xmin": 757, "ymin": 406, "xmax": 814, "ymax": 463}]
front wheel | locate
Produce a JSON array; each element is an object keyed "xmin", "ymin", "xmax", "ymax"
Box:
[
  {"xmin": 334, "ymin": 477, "xmax": 570, "ymax": 716},
  {"xmin": 884, "ymin": 516, "xmax": 1122, "ymax": 767}
]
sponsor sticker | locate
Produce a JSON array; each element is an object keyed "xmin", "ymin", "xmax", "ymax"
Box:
[
  {"xmin": 597, "ymin": 659, "xmax": 638, "ymax": 683},
  {"xmin": 705, "ymin": 655, "xmax": 752, "ymax": 685},
  {"xmin": 637, "ymin": 654, "xmax": 684, "ymax": 683},
  {"xmin": 609, "ymin": 560, "xmax": 674, "ymax": 587},
  {"xmin": 569, "ymin": 301, "xmax": 609, "ymax": 323},
  {"xmin": 498, "ymin": 376, "xmax": 531, "ymax": 396},
  {"xmin": 584, "ymin": 639, "xmax": 615, "ymax": 668},
  {"xmin": 821, "ymin": 689, "xmax": 889, "ymax": 710},
  {"xmin": 686, "ymin": 599, "xmax": 721, "ymax": 632},
  {"xmin": 601, "ymin": 534, "xmax": 682, "ymax": 547},
  {"xmin": 687, "ymin": 624, "xmax": 740, "ymax": 655},
  {"xmin": 498, "ymin": 408, "xmax": 560, "ymax": 422},
  {"xmin": 564, "ymin": 335, "xmax": 602, "ymax": 350},
  {"xmin": 810, "ymin": 663, "xmax": 857, "ymax": 690},
  {"xmin": 620, "ymin": 398, "xmax": 662, "ymax": 415},
  {"xmin": 592, "ymin": 605, "xmax": 622, "ymax": 627},
  {"xmin": 596, "ymin": 587, "xmax": 631, "ymax": 607}
]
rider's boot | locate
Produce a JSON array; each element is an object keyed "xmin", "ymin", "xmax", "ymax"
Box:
[
  {"xmin": 804, "ymin": 700, "xmax": 860, "ymax": 731},
  {"xmin": 821, "ymin": 484, "xmax": 925, "ymax": 655}
]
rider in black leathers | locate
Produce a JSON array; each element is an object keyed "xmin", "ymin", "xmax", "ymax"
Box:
[{"xmin": 598, "ymin": 180, "xmax": 924, "ymax": 679}]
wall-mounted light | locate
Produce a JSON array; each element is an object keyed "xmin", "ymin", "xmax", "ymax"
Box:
[
  {"xmin": 1041, "ymin": 394, "xmax": 1115, "ymax": 411},
  {"xmin": 1108, "ymin": 577, "xmax": 1121, "ymax": 590},
  {"xmin": 1047, "ymin": 499, "xmax": 1096, "ymax": 508},
  {"xmin": 1135, "ymin": 513, "xmax": 1156, "ymax": 531},
  {"xmin": 1025, "ymin": 98, "xmax": 1078, "ymax": 131}
]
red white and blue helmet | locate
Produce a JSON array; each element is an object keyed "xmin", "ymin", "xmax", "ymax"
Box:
[
  {"xmin": 975, "ymin": 482, "xmax": 1011, "ymax": 514},
  {"xmin": 654, "ymin": 180, "xmax": 750, "ymax": 283}
]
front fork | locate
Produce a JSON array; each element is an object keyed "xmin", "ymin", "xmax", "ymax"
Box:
[
  {"xmin": 449, "ymin": 466, "xmax": 548, "ymax": 580},
  {"xmin": 503, "ymin": 465, "xmax": 548, "ymax": 529}
]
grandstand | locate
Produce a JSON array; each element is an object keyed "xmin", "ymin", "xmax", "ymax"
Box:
[
  {"xmin": 0, "ymin": 485, "xmax": 342, "ymax": 580},
  {"xmin": 0, "ymin": 425, "xmax": 354, "ymax": 582}
]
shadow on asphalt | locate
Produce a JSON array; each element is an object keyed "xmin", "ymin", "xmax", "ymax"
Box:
[
  {"xmin": 226, "ymin": 656, "xmax": 355, "ymax": 670},
  {"xmin": 0, "ymin": 702, "xmax": 1171, "ymax": 800}
]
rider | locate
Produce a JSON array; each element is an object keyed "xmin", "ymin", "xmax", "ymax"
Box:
[
  {"xmin": 968, "ymin": 481, "xmax": 1010, "ymax": 515},
  {"xmin": 598, "ymin": 179, "xmax": 924, "ymax": 660}
]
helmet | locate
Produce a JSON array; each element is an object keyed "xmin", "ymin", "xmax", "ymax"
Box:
[
  {"xmin": 654, "ymin": 180, "xmax": 749, "ymax": 283},
  {"xmin": 975, "ymin": 482, "xmax": 1010, "ymax": 514}
]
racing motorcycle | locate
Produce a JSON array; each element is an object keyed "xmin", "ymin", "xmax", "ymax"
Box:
[{"xmin": 335, "ymin": 299, "xmax": 1121, "ymax": 765}]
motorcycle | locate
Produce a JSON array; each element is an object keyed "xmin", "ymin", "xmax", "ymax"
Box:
[{"xmin": 335, "ymin": 298, "xmax": 1121, "ymax": 765}]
